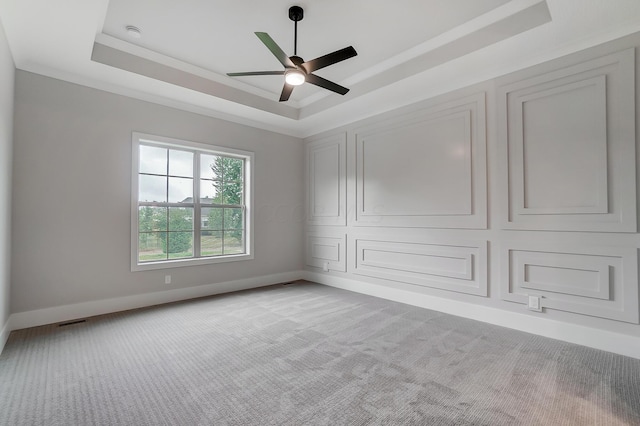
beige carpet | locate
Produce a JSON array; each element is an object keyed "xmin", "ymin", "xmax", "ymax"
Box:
[{"xmin": 1, "ymin": 281, "xmax": 639, "ymax": 425}]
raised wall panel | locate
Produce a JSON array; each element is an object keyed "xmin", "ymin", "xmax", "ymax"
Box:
[
  {"xmin": 353, "ymin": 237, "xmax": 487, "ymax": 296},
  {"xmin": 499, "ymin": 48, "xmax": 636, "ymax": 232},
  {"xmin": 355, "ymin": 93, "xmax": 486, "ymax": 229},
  {"xmin": 501, "ymin": 243, "xmax": 639, "ymax": 323},
  {"xmin": 306, "ymin": 234, "xmax": 346, "ymax": 272},
  {"xmin": 307, "ymin": 133, "xmax": 347, "ymax": 226}
]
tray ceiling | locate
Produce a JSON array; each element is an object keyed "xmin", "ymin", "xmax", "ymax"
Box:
[{"xmin": 1, "ymin": 0, "xmax": 639, "ymax": 137}]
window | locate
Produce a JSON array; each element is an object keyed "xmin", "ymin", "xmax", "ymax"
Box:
[{"xmin": 132, "ymin": 133, "xmax": 253, "ymax": 271}]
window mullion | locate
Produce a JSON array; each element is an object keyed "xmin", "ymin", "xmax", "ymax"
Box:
[
  {"xmin": 219, "ymin": 157, "xmax": 225, "ymax": 255},
  {"xmin": 140, "ymin": 202, "xmax": 195, "ymax": 208},
  {"xmin": 165, "ymin": 150, "xmax": 170, "ymax": 260},
  {"xmin": 193, "ymin": 152, "xmax": 201, "ymax": 258}
]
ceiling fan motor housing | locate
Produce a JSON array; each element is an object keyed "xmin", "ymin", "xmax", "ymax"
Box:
[{"xmin": 290, "ymin": 55, "xmax": 304, "ymax": 66}]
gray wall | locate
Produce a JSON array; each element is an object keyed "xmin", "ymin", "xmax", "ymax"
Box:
[
  {"xmin": 11, "ymin": 71, "xmax": 304, "ymax": 313},
  {"xmin": 0, "ymin": 19, "xmax": 14, "ymax": 335},
  {"xmin": 304, "ymin": 34, "xmax": 640, "ymax": 346}
]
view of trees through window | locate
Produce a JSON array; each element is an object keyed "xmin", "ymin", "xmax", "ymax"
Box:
[{"xmin": 137, "ymin": 144, "xmax": 245, "ymax": 263}]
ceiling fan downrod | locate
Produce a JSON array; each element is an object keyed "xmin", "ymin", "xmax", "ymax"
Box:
[{"xmin": 289, "ymin": 6, "xmax": 303, "ymax": 56}]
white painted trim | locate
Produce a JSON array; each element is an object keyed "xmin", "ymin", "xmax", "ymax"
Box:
[
  {"xmin": 7, "ymin": 271, "xmax": 303, "ymax": 333},
  {"xmin": 304, "ymin": 271, "xmax": 640, "ymax": 360}
]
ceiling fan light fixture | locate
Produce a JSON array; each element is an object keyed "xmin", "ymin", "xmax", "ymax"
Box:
[{"xmin": 284, "ymin": 69, "xmax": 306, "ymax": 86}]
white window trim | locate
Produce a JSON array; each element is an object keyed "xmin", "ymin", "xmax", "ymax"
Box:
[{"xmin": 131, "ymin": 132, "xmax": 254, "ymax": 271}]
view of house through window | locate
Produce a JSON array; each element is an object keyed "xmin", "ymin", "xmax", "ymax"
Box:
[{"xmin": 133, "ymin": 134, "xmax": 252, "ymax": 268}]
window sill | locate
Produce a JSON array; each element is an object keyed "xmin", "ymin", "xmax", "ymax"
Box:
[{"xmin": 131, "ymin": 253, "xmax": 254, "ymax": 271}]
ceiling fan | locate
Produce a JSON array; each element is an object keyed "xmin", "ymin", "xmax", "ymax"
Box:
[{"xmin": 227, "ymin": 6, "xmax": 357, "ymax": 102}]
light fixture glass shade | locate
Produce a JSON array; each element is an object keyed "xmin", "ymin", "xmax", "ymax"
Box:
[{"xmin": 285, "ymin": 70, "xmax": 305, "ymax": 86}]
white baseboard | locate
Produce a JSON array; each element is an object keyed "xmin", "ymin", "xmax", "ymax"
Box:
[
  {"xmin": 304, "ymin": 271, "xmax": 640, "ymax": 360},
  {"xmin": 7, "ymin": 271, "xmax": 304, "ymax": 333}
]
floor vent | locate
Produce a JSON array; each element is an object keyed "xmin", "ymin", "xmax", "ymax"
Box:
[{"xmin": 58, "ymin": 319, "xmax": 87, "ymax": 327}]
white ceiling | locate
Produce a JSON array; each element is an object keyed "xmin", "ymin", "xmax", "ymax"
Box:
[
  {"xmin": 0, "ymin": 0, "xmax": 639, "ymax": 137},
  {"xmin": 102, "ymin": 0, "xmax": 511, "ymax": 101}
]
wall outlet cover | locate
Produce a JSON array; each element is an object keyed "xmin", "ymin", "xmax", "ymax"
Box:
[{"xmin": 528, "ymin": 295, "xmax": 542, "ymax": 312}]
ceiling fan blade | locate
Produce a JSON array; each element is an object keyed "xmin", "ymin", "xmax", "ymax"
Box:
[
  {"xmin": 305, "ymin": 73, "xmax": 350, "ymax": 95},
  {"xmin": 255, "ymin": 32, "xmax": 296, "ymax": 69},
  {"xmin": 301, "ymin": 46, "xmax": 357, "ymax": 73},
  {"xmin": 279, "ymin": 83, "xmax": 294, "ymax": 102},
  {"xmin": 227, "ymin": 71, "xmax": 285, "ymax": 77}
]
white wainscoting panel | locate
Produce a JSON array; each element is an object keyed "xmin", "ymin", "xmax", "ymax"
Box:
[
  {"xmin": 501, "ymin": 243, "xmax": 638, "ymax": 323},
  {"xmin": 499, "ymin": 48, "xmax": 636, "ymax": 232},
  {"xmin": 355, "ymin": 93, "xmax": 486, "ymax": 229},
  {"xmin": 307, "ymin": 133, "xmax": 347, "ymax": 226},
  {"xmin": 307, "ymin": 234, "xmax": 347, "ymax": 272},
  {"xmin": 353, "ymin": 237, "xmax": 487, "ymax": 296}
]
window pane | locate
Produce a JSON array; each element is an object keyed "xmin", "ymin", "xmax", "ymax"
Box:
[
  {"xmin": 200, "ymin": 154, "xmax": 221, "ymax": 180},
  {"xmin": 169, "ymin": 207, "xmax": 193, "ymax": 231},
  {"xmin": 167, "ymin": 232, "xmax": 193, "ymax": 258},
  {"xmin": 223, "ymin": 231, "xmax": 244, "ymax": 255},
  {"xmin": 200, "ymin": 180, "xmax": 219, "ymax": 202},
  {"xmin": 139, "ymin": 206, "xmax": 167, "ymax": 231},
  {"xmin": 200, "ymin": 231, "xmax": 223, "ymax": 257},
  {"xmin": 222, "ymin": 181, "xmax": 243, "ymax": 205},
  {"xmin": 139, "ymin": 145, "xmax": 167, "ymax": 175},
  {"xmin": 224, "ymin": 208, "xmax": 243, "ymax": 230},
  {"xmin": 138, "ymin": 232, "xmax": 167, "ymax": 262},
  {"xmin": 169, "ymin": 149, "xmax": 193, "ymax": 177},
  {"xmin": 202, "ymin": 207, "xmax": 223, "ymax": 230},
  {"xmin": 168, "ymin": 177, "xmax": 193, "ymax": 203},
  {"xmin": 167, "ymin": 231, "xmax": 193, "ymax": 259},
  {"xmin": 139, "ymin": 174, "xmax": 167, "ymax": 202},
  {"xmin": 223, "ymin": 157, "xmax": 244, "ymax": 182}
]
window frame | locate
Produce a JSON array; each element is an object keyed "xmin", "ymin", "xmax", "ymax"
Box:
[{"xmin": 131, "ymin": 132, "xmax": 254, "ymax": 271}]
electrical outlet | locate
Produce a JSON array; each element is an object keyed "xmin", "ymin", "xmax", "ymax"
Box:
[
  {"xmin": 528, "ymin": 295, "xmax": 542, "ymax": 312},
  {"xmin": 165, "ymin": 275, "xmax": 172, "ymax": 285},
  {"xmin": 323, "ymin": 262, "xmax": 330, "ymax": 272}
]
